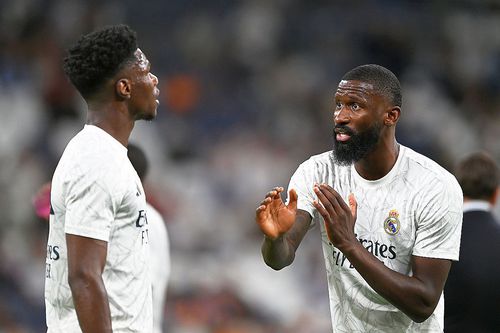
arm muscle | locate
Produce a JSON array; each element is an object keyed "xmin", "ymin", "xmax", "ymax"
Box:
[
  {"xmin": 66, "ymin": 234, "xmax": 112, "ymax": 333},
  {"xmin": 344, "ymin": 242, "xmax": 451, "ymax": 322}
]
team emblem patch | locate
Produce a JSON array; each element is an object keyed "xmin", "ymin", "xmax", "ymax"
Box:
[{"xmin": 384, "ymin": 209, "xmax": 400, "ymax": 235}]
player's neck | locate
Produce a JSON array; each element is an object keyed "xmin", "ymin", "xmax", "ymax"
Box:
[
  {"xmin": 86, "ymin": 104, "xmax": 135, "ymax": 147},
  {"xmin": 354, "ymin": 139, "xmax": 399, "ymax": 181}
]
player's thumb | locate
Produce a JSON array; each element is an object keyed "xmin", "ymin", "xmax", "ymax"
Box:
[
  {"xmin": 288, "ymin": 188, "xmax": 298, "ymax": 210},
  {"xmin": 348, "ymin": 193, "xmax": 357, "ymax": 222}
]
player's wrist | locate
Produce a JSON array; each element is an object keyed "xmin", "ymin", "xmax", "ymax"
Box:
[
  {"xmin": 264, "ymin": 233, "xmax": 285, "ymax": 243},
  {"xmin": 337, "ymin": 237, "xmax": 360, "ymax": 257}
]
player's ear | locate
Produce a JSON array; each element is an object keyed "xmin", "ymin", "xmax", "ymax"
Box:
[
  {"xmin": 115, "ymin": 78, "xmax": 132, "ymax": 100},
  {"xmin": 384, "ymin": 106, "xmax": 400, "ymax": 126}
]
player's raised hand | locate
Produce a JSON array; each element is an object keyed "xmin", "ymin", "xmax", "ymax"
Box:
[
  {"xmin": 313, "ymin": 184, "xmax": 357, "ymax": 249},
  {"xmin": 256, "ymin": 187, "xmax": 298, "ymax": 240}
]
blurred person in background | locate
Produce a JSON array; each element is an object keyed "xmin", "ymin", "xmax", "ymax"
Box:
[
  {"xmin": 255, "ymin": 64, "xmax": 463, "ymax": 332},
  {"xmin": 44, "ymin": 24, "xmax": 160, "ymax": 332},
  {"xmin": 444, "ymin": 151, "xmax": 500, "ymax": 332},
  {"xmin": 128, "ymin": 143, "xmax": 170, "ymax": 333}
]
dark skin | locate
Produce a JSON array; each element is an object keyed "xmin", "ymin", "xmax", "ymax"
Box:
[
  {"xmin": 87, "ymin": 48, "xmax": 159, "ymax": 146},
  {"xmin": 256, "ymin": 80, "xmax": 452, "ymax": 323},
  {"xmin": 67, "ymin": 235, "xmax": 111, "ymax": 333},
  {"xmin": 67, "ymin": 48, "xmax": 159, "ymax": 333}
]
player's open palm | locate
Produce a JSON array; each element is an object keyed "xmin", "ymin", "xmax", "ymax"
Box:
[{"xmin": 256, "ymin": 187, "xmax": 298, "ymax": 240}]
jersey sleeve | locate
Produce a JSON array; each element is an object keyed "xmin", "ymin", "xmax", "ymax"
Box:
[
  {"xmin": 64, "ymin": 164, "xmax": 119, "ymax": 242},
  {"xmin": 287, "ymin": 158, "xmax": 318, "ymax": 223},
  {"xmin": 412, "ymin": 176, "xmax": 463, "ymax": 260}
]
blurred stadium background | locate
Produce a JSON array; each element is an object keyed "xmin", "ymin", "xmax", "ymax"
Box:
[{"xmin": 1, "ymin": 0, "xmax": 500, "ymax": 332}]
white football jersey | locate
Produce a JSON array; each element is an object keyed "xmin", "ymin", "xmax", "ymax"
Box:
[
  {"xmin": 288, "ymin": 144, "xmax": 463, "ymax": 333},
  {"xmin": 45, "ymin": 125, "xmax": 153, "ymax": 333}
]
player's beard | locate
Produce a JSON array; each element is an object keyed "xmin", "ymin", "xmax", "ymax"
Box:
[{"xmin": 332, "ymin": 122, "xmax": 382, "ymax": 166}]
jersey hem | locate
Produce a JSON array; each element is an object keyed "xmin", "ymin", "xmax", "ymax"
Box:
[
  {"xmin": 65, "ymin": 225, "xmax": 109, "ymax": 242},
  {"xmin": 412, "ymin": 252, "xmax": 459, "ymax": 261}
]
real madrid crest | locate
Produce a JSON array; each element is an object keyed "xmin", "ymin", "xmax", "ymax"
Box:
[{"xmin": 384, "ymin": 209, "xmax": 400, "ymax": 235}]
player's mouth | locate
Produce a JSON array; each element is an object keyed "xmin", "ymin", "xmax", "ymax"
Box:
[
  {"xmin": 334, "ymin": 126, "xmax": 354, "ymax": 142},
  {"xmin": 336, "ymin": 133, "xmax": 351, "ymax": 142}
]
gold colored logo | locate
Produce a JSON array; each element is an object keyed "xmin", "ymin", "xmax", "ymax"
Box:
[{"xmin": 384, "ymin": 209, "xmax": 400, "ymax": 235}]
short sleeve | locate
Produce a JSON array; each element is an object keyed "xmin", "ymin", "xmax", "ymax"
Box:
[
  {"xmin": 412, "ymin": 177, "xmax": 463, "ymax": 260},
  {"xmin": 64, "ymin": 165, "xmax": 117, "ymax": 242},
  {"xmin": 287, "ymin": 159, "xmax": 318, "ymax": 222}
]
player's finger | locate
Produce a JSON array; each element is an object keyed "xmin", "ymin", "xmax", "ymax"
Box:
[
  {"xmin": 287, "ymin": 188, "xmax": 298, "ymax": 210},
  {"xmin": 348, "ymin": 193, "xmax": 357, "ymax": 222},
  {"xmin": 265, "ymin": 187, "xmax": 283, "ymax": 199},
  {"xmin": 269, "ymin": 186, "xmax": 283, "ymax": 195},
  {"xmin": 265, "ymin": 190, "xmax": 276, "ymax": 198},
  {"xmin": 313, "ymin": 200, "xmax": 335, "ymax": 243},
  {"xmin": 312, "ymin": 199, "xmax": 330, "ymax": 222},
  {"xmin": 259, "ymin": 197, "xmax": 272, "ymax": 206},
  {"xmin": 313, "ymin": 199, "xmax": 336, "ymax": 243},
  {"xmin": 255, "ymin": 205, "xmax": 269, "ymax": 221},
  {"xmin": 313, "ymin": 185, "xmax": 338, "ymax": 218},
  {"xmin": 320, "ymin": 184, "xmax": 350, "ymax": 214}
]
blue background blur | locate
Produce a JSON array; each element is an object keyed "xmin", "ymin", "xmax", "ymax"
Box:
[{"xmin": 1, "ymin": 0, "xmax": 500, "ymax": 332}]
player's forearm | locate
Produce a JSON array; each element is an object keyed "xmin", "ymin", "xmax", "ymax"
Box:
[
  {"xmin": 261, "ymin": 235, "xmax": 296, "ymax": 270},
  {"xmin": 342, "ymin": 242, "xmax": 438, "ymax": 323},
  {"xmin": 69, "ymin": 273, "xmax": 112, "ymax": 333}
]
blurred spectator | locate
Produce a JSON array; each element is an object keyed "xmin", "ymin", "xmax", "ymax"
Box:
[
  {"xmin": 445, "ymin": 151, "xmax": 500, "ymax": 332},
  {"xmin": 128, "ymin": 143, "xmax": 171, "ymax": 333}
]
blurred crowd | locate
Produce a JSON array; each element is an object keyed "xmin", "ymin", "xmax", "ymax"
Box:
[{"xmin": 1, "ymin": 0, "xmax": 500, "ymax": 332}]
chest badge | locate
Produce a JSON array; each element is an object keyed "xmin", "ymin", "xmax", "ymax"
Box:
[{"xmin": 384, "ymin": 209, "xmax": 400, "ymax": 235}]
